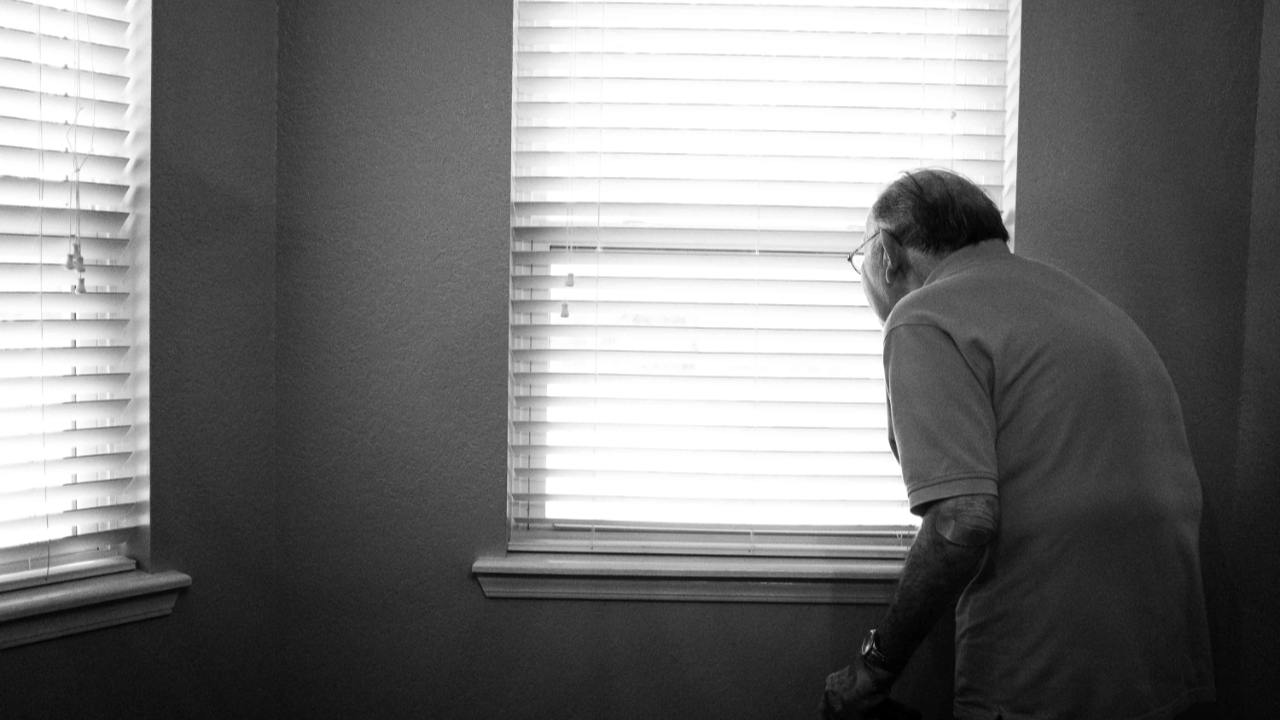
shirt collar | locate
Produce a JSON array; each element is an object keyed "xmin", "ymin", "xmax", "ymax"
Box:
[{"xmin": 923, "ymin": 240, "xmax": 1012, "ymax": 287}]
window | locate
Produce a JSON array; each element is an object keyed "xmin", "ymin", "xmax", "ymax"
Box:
[
  {"xmin": 506, "ymin": 0, "xmax": 1019, "ymax": 561},
  {"xmin": 0, "ymin": 0, "xmax": 150, "ymax": 594}
]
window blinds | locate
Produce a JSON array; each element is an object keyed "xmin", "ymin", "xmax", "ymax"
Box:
[
  {"xmin": 509, "ymin": 0, "xmax": 1017, "ymax": 557},
  {"xmin": 0, "ymin": 0, "xmax": 149, "ymax": 590}
]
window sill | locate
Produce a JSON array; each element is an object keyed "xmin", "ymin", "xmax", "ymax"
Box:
[
  {"xmin": 0, "ymin": 568, "xmax": 192, "ymax": 650},
  {"xmin": 473, "ymin": 553, "xmax": 902, "ymax": 604}
]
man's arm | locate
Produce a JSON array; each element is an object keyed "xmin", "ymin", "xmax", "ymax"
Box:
[
  {"xmin": 822, "ymin": 493, "xmax": 998, "ymax": 719},
  {"xmin": 877, "ymin": 492, "xmax": 999, "ymax": 665}
]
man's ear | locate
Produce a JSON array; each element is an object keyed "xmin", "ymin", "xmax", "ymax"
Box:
[{"xmin": 879, "ymin": 230, "xmax": 908, "ymax": 282}]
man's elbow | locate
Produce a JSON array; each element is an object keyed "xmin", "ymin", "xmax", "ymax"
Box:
[{"xmin": 931, "ymin": 494, "xmax": 1000, "ymax": 548}]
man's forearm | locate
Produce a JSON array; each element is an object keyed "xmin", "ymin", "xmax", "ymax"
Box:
[{"xmin": 874, "ymin": 501, "xmax": 991, "ymax": 668}]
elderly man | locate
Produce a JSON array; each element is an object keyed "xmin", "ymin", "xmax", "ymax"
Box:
[{"xmin": 820, "ymin": 169, "xmax": 1215, "ymax": 720}]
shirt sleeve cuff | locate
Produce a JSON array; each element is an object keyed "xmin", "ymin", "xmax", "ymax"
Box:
[{"xmin": 906, "ymin": 475, "xmax": 999, "ymax": 515}]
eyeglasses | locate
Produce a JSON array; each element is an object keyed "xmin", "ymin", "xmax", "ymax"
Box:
[{"xmin": 847, "ymin": 231, "xmax": 881, "ymax": 276}]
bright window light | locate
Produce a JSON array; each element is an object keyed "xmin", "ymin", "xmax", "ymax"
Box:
[
  {"xmin": 509, "ymin": 0, "xmax": 1018, "ymax": 554},
  {"xmin": 0, "ymin": 0, "xmax": 150, "ymax": 585}
]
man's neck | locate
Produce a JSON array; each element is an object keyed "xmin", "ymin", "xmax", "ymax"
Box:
[{"xmin": 902, "ymin": 248, "xmax": 942, "ymax": 292}]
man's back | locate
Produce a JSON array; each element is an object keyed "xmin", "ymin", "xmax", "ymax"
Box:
[{"xmin": 883, "ymin": 241, "xmax": 1215, "ymax": 720}]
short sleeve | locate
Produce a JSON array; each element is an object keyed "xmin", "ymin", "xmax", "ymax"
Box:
[{"xmin": 884, "ymin": 322, "xmax": 999, "ymax": 514}]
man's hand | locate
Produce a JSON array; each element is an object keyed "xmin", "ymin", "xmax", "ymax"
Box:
[{"xmin": 819, "ymin": 662, "xmax": 921, "ymax": 720}]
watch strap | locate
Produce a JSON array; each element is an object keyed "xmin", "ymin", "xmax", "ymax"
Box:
[{"xmin": 860, "ymin": 628, "xmax": 906, "ymax": 677}]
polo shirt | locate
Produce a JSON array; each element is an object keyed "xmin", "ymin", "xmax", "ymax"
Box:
[{"xmin": 883, "ymin": 241, "xmax": 1215, "ymax": 720}]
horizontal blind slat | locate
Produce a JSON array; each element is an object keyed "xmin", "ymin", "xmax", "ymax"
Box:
[
  {"xmin": 0, "ymin": 146, "xmax": 129, "ymax": 188},
  {"xmin": 0, "ymin": 423, "xmax": 131, "ymax": 461},
  {"xmin": 514, "ymin": 346, "xmax": 884, "ymax": 364},
  {"xmin": 516, "ymin": 77, "xmax": 1005, "ymax": 111},
  {"xmin": 0, "ymin": 372, "xmax": 129, "ymax": 406},
  {"xmin": 517, "ymin": 51, "xmax": 1004, "ymax": 84},
  {"xmin": 515, "ymin": 492, "xmax": 907, "ymax": 511},
  {"xmin": 513, "ymin": 446, "xmax": 903, "ymax": 474},
  {"xmin": 0, "ymin": 0, "xmax": 129, "ymax": 46},
  {"xmin": 513, "ymin": 177, "xmax": 1002, "ymax": 208},
  {"xmin": 0, "ymin": 233, "xmax": 128, "ymax": 261},
  {"xmin": 0, "ymin": 117, "xmax": 129, "ymax": 156},
  {"xmin": 512, "ymin": 272, "xmax": 868, "ymax": 302},
  {"xmin": 0, "ymin": 262, "xmax": 131, "ymax": 290},
  {"xmin": 513, "ymin": 360, "xmax": 884, "ymax": 381},
  {"xmin": 513, "ymin": 374, "xmax": 886, "ymax": 404},
  {"xmin": 0, "ymin": 503, "xmax": 135, "ymax": 550},
  {"xmin": 0, "ymin": 177, "xmax": 129, "ymax": 213},
  {"xmin": 0, "ymin": 345, "xmax": 130, "ymax": 376},
  {"xmin": 0, "ymin": 25, "xmax": 128, "ymax": 73},
  {"xmin": 515, "ymin": 152, "xmax": 1001, "ymax": 183},
  {"xmin": 513, "ymin": 395, "xmax": 889, "ymax": 424},
  {"xmin": 514, "ymin": 248, "xmax": 859, "ymax": 270},
  {"xmin": 514, "ymin": 201, "xmax": 867, "ymax": 230},
  {"xmin": 512, "ymin": 328, "xmax": 884, "ymax": 357},
  {"xmin": 0, "ymin": 398, "xmax": 128, "ymax": 430},
  {"xmin": 513, "ymin": 198, "xmax": 1004, "ymax": 229},
  {"xmin": 512, "ymin": 467, "xmax": 902, "ymax": 486},
  {"xmin": 0, "ymin": 86, "xmax": 128, "ymax": 129},
  {"xmin": 516, "ymin": 102, "xmax": 1005, "ymax": 134},
  {"xmin": 564, "ymin": 3, "xmax": 1002, "ymax": 18},
  {"xmin": 0, "ymin": 290, "xmax": 127, "ymax": 315},
  {"xmin": 513, "ymin": 423, "xmax": 892, "ymax": 451},
  {"xmin": 514, "ymin": 127, "xmax": 1004, "ymax": 159},
  {"xmin": 2, "ymin": 0, "xmax": 127, "ymax": 23},
  {"xmin": 1, "ymin": 477, "xmax": 136, "ymax": 519},
  {"xmin": 0, "ymin": 262, "xmax": 129, "ymax": 289},
  {"xmin": 0, "ymin": 318, "xmax": 128, "ymax": 346},
  {"xmin": 519, "ymin": 0, "xmax": 1006, "ymax": 7},
  {"xmin": 0, "ymin": 451, "xmax": 131, "ymax": 491},
  {"xmin": 0, "ymin": 203, "xmax": 128, "ymax": 235},
  {"xmin": 517, "ymin": 28, "xmax": 1006, "ymax": 60},
  {"xmin": 518, "ymin": 2, "xmax": 1009, "ymax": 29},
  {"xmin": 513, "ymin": 298, "xmax": 879, "ymax": 329},
  {"xmin": 0, "ymin": 56, "xmax": 128, "ymax": 103}
]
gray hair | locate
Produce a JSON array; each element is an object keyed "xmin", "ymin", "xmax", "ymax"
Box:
[{"xmin": 870, "ymin": 168, "xmax": 1009, "ymax": 255}]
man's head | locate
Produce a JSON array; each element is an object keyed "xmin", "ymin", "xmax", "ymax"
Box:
[
  {"xmin": 869, "ymin": 168, "xmax": 1009, "ymax": 255},
  {"xmin": 859, "ymin": 169, "xmax": 1009, "ymax": 322}
]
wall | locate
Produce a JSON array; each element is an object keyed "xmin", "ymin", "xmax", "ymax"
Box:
[
  {"xmin": 0, "ymin": 1, "xmax": 281, "ymax": 718},
  {"xmin": 0, "ymin": 1, "xmax": 1275, "ymax": 718},
  {"xmin": 1233, "ymin": 0, "xmax": 1280, "ymax": 712}
]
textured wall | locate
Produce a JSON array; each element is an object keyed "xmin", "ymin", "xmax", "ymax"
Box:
[
  {"xmin": 0, "ymin": 1, "xmax": 1275, "ymax": 718},
  {"xmin": 1017, "ymin": 0, "xmax": 1258, "ymax": 476},
  {"xmin": 1234, "ymin": 0, "xmax": 1280, "ymax": 713}
]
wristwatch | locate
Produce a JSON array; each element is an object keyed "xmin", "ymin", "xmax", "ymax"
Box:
[{"xmin": 860, "ymin": 628, "xmax": 904, "ymax": 676}]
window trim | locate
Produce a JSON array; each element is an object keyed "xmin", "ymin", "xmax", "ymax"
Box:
[
  {"xmin": 504, "ymin": 0, "xmax": 1022, "ymax": 562},
  {"xmin": 473, "ymin": 553, "xmax": 900, "ymax": 604},
  {"xmin": 486, "ymin": 0, "xmax": 1022, "ymax": 598},
  {"xmin": 0, "ymin": 566, "xmax": 191, "ymax": 650}
]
